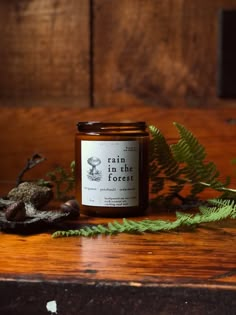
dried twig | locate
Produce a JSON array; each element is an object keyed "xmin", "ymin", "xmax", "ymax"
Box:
[{"xmin": 16, "ymin": 154, "xmax": 46, "ymax": 186}]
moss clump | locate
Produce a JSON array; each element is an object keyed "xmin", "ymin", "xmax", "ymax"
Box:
[{"xmin": 8, "ymin": 182, "xmax": 53, "ymax": 209}]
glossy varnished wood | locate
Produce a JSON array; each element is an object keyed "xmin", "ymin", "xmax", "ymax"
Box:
[
  {"xmin": 0, "ymin": 106, "xmax": 236, "ymax": 314},
  {"xmin": 0, "ymin": 211, "xmax": 236, "ymax": 314},
  {"xmin": 0, "ymin": 220, "xmax": 236, "ymax": 286}
]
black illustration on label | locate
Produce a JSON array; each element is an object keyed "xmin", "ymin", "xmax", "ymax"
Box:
[{"xmin": 87, "ymin": 157, "xmax": 102, "ymax": 181}]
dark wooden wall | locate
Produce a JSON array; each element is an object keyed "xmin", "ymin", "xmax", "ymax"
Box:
[
  {"xmin": 0, "ymin": 0, "xmax": 90, "ymax": 107},
  {"xmin": 0, "ymin": 0, "xmax": 236, "ymax": 108}
]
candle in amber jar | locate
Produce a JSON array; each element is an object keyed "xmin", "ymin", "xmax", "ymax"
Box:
[{"xmin": 75, "ymin": 122, "xmax": 149, "ymax": 217}]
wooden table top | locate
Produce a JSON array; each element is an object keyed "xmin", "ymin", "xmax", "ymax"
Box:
[{"xmin": 0, "ymin": 105, "xmax": 236, "ymax": 315}]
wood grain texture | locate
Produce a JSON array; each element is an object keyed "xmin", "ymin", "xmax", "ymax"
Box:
[
  {"xmin": 1, "ymin": 0, "xmax": 236, "ymax": 109},
  {"xmin": 94, "ymin": 0, "xmax": 236, "ymax": 108},
  {"xmin": 0, "ymin": 0, "xmax": 90, "ymax": 107},
  {"xmin": 0, "ymin": 220, "xmax": 236, "ymax": 285}
]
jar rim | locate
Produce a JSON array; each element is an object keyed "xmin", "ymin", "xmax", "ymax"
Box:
[{"xmin": 77, "ymin": 121, "xmax": 147, "ymax": 131}]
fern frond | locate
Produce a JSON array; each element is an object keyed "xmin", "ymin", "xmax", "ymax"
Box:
[
  {"xmin": 52, "ymin": 199, "xmax": 236, "ymax": 238},
  {"xmin": 149, "ymin": 125, "xmax": 183, "ymax": 202},
  {"xmin": 207, "ymin": 198, "xmax": 236, "ymax": 209},
  {"xmin": 149, "ymin": 126, "xmax": 180, "ymax": 178},
  {"xmin": 148, "ymin": 123, "xmax": 236, "ymax": 203},
  {"xmin": 171, "ymin": 122, "xmax": 230, "ymax": 197},
  {"xmin": 172, "ymin": 123, "xmax": 206, "ymax": 161}
]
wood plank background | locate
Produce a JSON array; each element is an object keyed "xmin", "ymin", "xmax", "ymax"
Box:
[
  {"xmin": 0, "ymin": 0, "xmax": 90, "ymax": 107},
  {"xmin": 94, "ymin": 0, "xmax": 236, "ymax": 108},
  {"xmin": 0, "ymin": 0, "xmax": 236, "ymax": 108}
]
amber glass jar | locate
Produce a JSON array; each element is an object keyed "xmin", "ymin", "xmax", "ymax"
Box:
[{"xmin": 75, "ymin": 121, "xmax": 149, "ymax": 217}]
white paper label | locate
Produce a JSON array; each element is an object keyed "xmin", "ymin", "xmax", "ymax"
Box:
[{"xmin": 81, "ymin": 140, "xmax": 139, "ymax": 207}]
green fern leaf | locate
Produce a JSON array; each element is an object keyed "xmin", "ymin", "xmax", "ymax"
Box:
[
  {"xmin": 172, "ymin": 123, "xmax": 206, "ymax": 161},
  {"xmin": 171, "ymin": 122, "xmax": 230, "ymax": 197},
  {"xmin": 149, "ymin": 123, "xmax": 236, "ymax": 203},
  {"xmin": 52, "ymin": 199, "xmax": 236, "ymax": 238},
  {"xmin": 149, "ymin": 125, "xmax": 184, "ymax": 202}
]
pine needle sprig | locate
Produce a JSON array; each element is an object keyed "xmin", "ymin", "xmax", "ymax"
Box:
[{"xmin": 52, "ymin": 199, "xmax": 236, "ymax": 238}]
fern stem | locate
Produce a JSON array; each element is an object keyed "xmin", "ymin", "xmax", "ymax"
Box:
[{"xmin": 198, "ymin": 181, "xmax": 236, "ymax": 193}]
